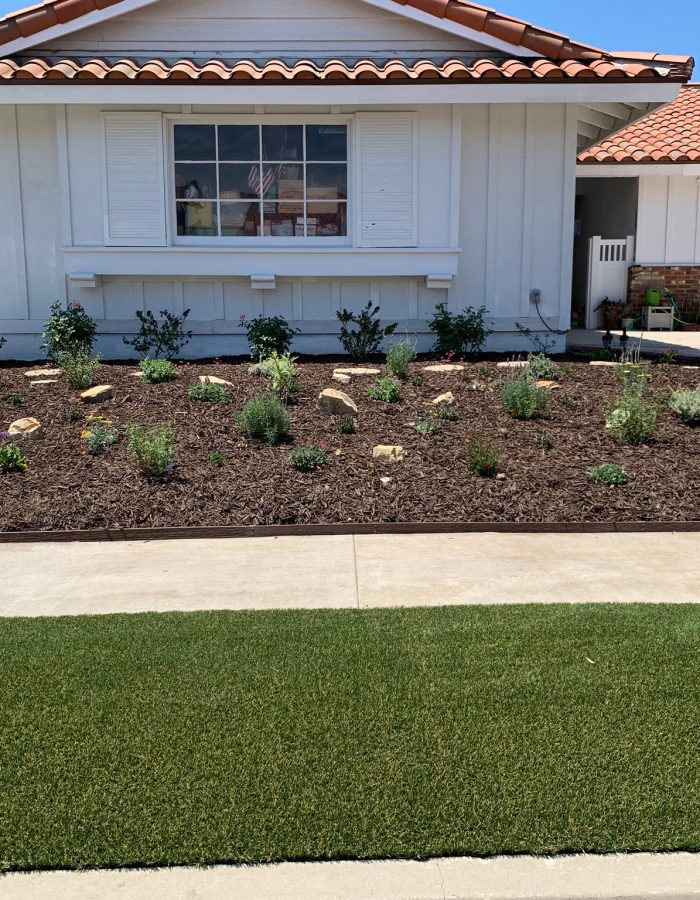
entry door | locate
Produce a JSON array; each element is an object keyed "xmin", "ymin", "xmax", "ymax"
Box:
[{"xmin": 586, "ymin": 236, "xmax": 635, "ymax": 329}]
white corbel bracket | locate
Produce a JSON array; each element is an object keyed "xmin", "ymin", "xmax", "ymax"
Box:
[
  {"xmin": 69, "ymin": 272, "xmax": 102, "ymax": 289},
  {"xmin": 251, "ymin": 274, "xmax": 276, "ymax": 290},
  {"xmin": 425, "ymin": 274, "xmax": 453, "ymax": 290}
]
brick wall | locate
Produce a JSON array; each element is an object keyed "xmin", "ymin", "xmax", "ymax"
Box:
[{"xmin": 627, "ymin": 265, "xmax": 700, "ymax": 312}]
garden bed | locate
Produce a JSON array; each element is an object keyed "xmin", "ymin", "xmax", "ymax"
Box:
[{"xmin": 1, "ymin": 358, "xmax": 699, "ymax": 532}]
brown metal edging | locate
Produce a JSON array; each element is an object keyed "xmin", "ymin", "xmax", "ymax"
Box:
[{"xmin": 0, "ymin": 521, "xmax": 698, "ymax": 544}]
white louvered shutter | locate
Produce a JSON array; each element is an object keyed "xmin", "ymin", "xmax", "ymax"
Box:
[
  {"xmin": 101, "ymin": 112, "xmax": 166, "ymax": 247},
  {"xmin": 356, "ymin": 113, "xmax": 417, "ymax": 248}
]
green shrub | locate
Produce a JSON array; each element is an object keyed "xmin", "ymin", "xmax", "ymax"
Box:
[
  {"xmin": 560, "ymin": 364, "xmax": 573, "ymax": 376},
  {"xmin": 189, "ymin": 382, "xmax": 231, "ymax": 404},
  {"xmin": 56, "ymin": 346, "xmax": 102, "ymax": 389},
  {"xmin": 238, "ymin": 394, "xmax": 291, "ymax": 444},
  {"xmin": 0, "ymin": 442, "xmax": 28, "ymax": 474},
  {"xmin": 605, "ymin": 392, "xmax": 657, "ymax": 445},
  {"xmin": 615, "ymin": 361, "xmax": 650, "ymax": 394},
  {"xmin": 537, "ymin": 431, "xmax": 555, "ymax": 452},
  {"xmin": 139, "ymin": 358, "xmax": 178, "ymax": 384},
  {"xmin": 466, "ymin": 440, "xmax": 500, "ymax": 478},
  {"xmin": 82, "ymin": 420, "xmax": 118, "ymax": 454},
  {"xmin": 500, "ymin": 374, "xmax": 550, "ymax": 420},
  {"xmin": 250, "ymin": 353, "xmax": 298, "ymax": 401},
  {"xmin": 209, "ymin": 451, "xmax": 229, "ymax": 467},
  {"xmin": 67, "ymin": 405, "xmax": 84, "ymax": 422},
  {"xmin": 669, "ymin": 388, "xmax": 700, "ymax": 425},
  {"xmin": 559, "ymin": 394, "xmax": 574, "ymax": 409},
  {"xmin": 239, "ymin": 314, "xmax": 299, "ymax": 361},
  {"xmin": 126, "ymin": 423, "xmax": 175, "ymax": 476},
  {"xmin": 414, "ymin": 419, "xmax": 440, "ymax": 437},
  {"xmin": 437, "ymin": 405, "xmax": 458, "ymax": 422},
  {"xmin": 386, "ymin": 341, "xmax": 417, "ymax": 379},
  {"xmin": 588, "ymin": 463, "xmax": 628, "ymax": 486},
  {"xmin": 339, "ymin": 415, "xmax": 356, "ymax": 435},
  {"xmin": 367, "ymin": 377, "xmax": 401, "ymax": 403},
  {"xmin": 42, "ymin": 300, "xmax": 96, "ymax": 359},
  {"xmin": 526, "ymin": 352, "xmax": 557, "ymax": 381},
  {"xmin": 337, "ymin": 301, "xmax": 397, "ymax": 362},
  {"xmin": 287, "ymin": 445, "xmax": 327, "ymax": 472},
  {"xmin": 410, "ymin": 375, "xmax": 424, "ymax": 388},
  {"xmin": 7, "ymin": 393, "xmax": 23, "ymax": 407},
  {"xmin": 428, "ymin": 303, "xmax": 493, "ymax": 357},
  {"xmin": 124, "ymin": 309, "xmax": 192, "ymax": 360}
]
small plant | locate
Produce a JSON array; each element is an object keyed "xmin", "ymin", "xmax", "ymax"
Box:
[
  {"xmin": 126, "ymin": 423, "xmax": 175, "ymax": 476},
  {"xmin": 287, "ymin": 445, "xmax": 327, "ymax": 472},
  {"xmin": 605, "ymin": 392, "xmax": 657, "ymax": 445},
  {"xmin": 337, "ymin": 301, "xmax": 397, "ymax": 362},
  {"xmin": 238, "ymin": 394, "xmax": 291, "ymax": 445},
  {"xmin": 339, "ymin": 415, "xmax": 356, "ymax": 435},
  {"xmin": 42, "ymin": 300, "xmax": 96, "ymax": 359},
  {"xmin": 588, "ymin": 463, "xmax": 628, "ymax": 486},
  {"xmin": 654, "ymin": 350, "xmax": 676, "ymax": 366},
  {"xmin": 0, "ymin": 336, "xmax": 5, "ymax": 352},
  {"xmin": 526, "ymin": 352, "xmax": 557, "ymax": 381},
  {"xmin": 559, "ymin": 394, "xmax": 574, "ymax": 409},
  {"xmin": 429, "ymin": 303, "xmax": 493, "ymax": 357},
  {"xmin": 466, "ymin": 439, "xmax": 500, "ymax": 478},
  {"xmin": 56, "ymin": 346, "xmax": 102, "ymax": 389},
  {"xmin": 188, "ymin": 382, "xmax": 231, "ymax": 404},
  {"xmin": 414, "ymin": 419, "xmax": 440, "ymax": 437},
  {"xmin": 386, "ymin": 340, "xmax": 417, "ymax": 380},
  {"xmin": 239, "ymin": 314, "xmax": 299, "ymax": 361},
  {"xmin": 537, "ymin": 431, "xmax": 555, "ymax": 452},
  {"xmin": 250, "ymin": 352, "xmax": 299, "ymax": 401},
  {"xmin": 0, "ymin": 442, "xmax": 28, "ymax": 474},
  {"xmin": 7, "ymin": 393, "xmax": 23, "ymax": 407},
  {"xmin": 500, "ymin": 373, "xmax": 550, "ymax": 420},
  {"xmin": 124, "ymin": 309, "xmax": 192, "ymax": 360},
  {"xmin": 437, "ymin": 405, "xmax": 458, "ymax": 422},
  {"xmin": 669, "ymin": 387, "xmax": 700, "ymax": 426},
  {"xmin": 367, "ymin": 377, "xmax": 401, "ymax": 403},
  {"xmin": 209, "ymin": 451, "xmax": 229, "ymax": 467},
  {"xmin": 588, "ymin": 348, "xmax": 615, "ymax": 363},
  {"xmin": 616, "ymin": 361, "xmax": 650, "ymax": 394},
  {"xmin": 410, "ymin": 375, "xmax": 424, "ymax": 388},
  {"xmin": 515, "ymin": 322, "xmax": 556, "ymax": 355},
  {"xmin": 81, "ymin": 417, "xmax": 118, "ymax": 454},
  {"xmin": 139, "ymin": 358, "xmax": 178, "ymax": 384},
  {"xmin": 560, "ymin": 364, "xmax": 573, "ymax": 376},
  {"xmin": 67, "ymin": 405, "xmax": 84, "ymax": 423}
]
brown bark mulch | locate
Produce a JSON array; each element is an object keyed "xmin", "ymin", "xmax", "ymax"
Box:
[{"xmin": 1, "ymin": 359, "xmax": 699, "ymax": 532}]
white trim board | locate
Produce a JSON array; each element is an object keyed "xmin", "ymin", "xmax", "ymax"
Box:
[{"xmin": 578, "ymin": 163, "xmax": 700, "ymax": 177}]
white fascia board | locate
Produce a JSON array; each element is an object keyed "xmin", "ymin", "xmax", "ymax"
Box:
[
  {"xmin": 577, "ymin": 163, "xmax": 700, "ymax": 177},
  {"xmin": 0, "ymin": 0, "xmax": 162, "ymax": 56},
  {"xmin": 0, "ymin": 82, "xmax": 683, "ymax": 106},
  {"xmin": 357, "ymin": 0, "xmax": 537, "ymax": 56}
]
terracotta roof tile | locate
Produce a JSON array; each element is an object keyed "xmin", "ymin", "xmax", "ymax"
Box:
[{"xmin": 579, "ymin": 84, "xmax": 700, "ymax": 164}]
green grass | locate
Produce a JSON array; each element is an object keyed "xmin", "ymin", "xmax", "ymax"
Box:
[{"xmin": 1, "ymin": 604, "xmax": 700, "ymax": 872}]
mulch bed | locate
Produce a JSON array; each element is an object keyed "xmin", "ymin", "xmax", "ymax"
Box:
[{"xmin": 1, "ymin": 358, "xmax": 699, "ymax": 532}]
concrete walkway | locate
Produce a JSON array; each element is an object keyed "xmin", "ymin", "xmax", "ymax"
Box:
[
  {"xmin": 3, "ymin": 852, "xmax": 700, "ymax": 899},
  {"xmin": 1, "ymin": 531, "xmax": 698, "ymax": 617},
  {"xmin": 568, "ymin": 327, "xmax": 700, "ymax": 359}
]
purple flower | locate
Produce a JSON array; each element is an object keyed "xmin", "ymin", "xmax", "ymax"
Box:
[{"xmin": 0, "ymin": 432, "xmax": 12, "ymax": 440}]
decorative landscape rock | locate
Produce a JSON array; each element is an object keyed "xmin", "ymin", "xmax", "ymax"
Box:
[
  {"xmin": 496, "ymin": 360, "xmax": 528, "ymax": 369},
  {"xmin": 30, "ymin": 380, "xmax": 59, "ymax": 386},
  {"xmin": 316, "ymin": 388, "xmax": 358, "ymax": 417},
  {"xmin": 432, "ymin": 391, "xmax": 455, "ymax": 406},
  {"xmin": 333, "ymin": 367, "xmax": 381, "ymax": 377},
  {"xmin": 332, "ymin": 372, "xmax": 352, "ymax": 385},
  {"xmin": 589, "ymin": 361, "xmax": 617, "ymax": 368},
  {"xmin": 536, "ymin": 380, "xmax": 560, "ymax": 390},
  {"xmin": 8, "ymin": 417, "xmax": 42, "ymax": 440},
  {"xmin": 372, "ymin": 444, "xmax": 406, "ymax": 462},
  {"xmin": 24, "ymin": 368, "xmax": 61, "ymax": 379},
  {"xmin": 200, "ymin": 375, "xmax": 233, "ymax": 387},
  {"xmin": 423, "ymin": 364, "xmax": 465, "ymax": 373},
  {"xmin": 80, "ymin": 385, "xmax": 113, "ymax": 403}
]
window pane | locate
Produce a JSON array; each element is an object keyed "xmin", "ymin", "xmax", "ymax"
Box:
[
  {"xmin": 263, "ymin": 202, "xmax": 303, "ymax": 238},
  {"xmin": 262, "ymin": 125, "xmax": 303, "ymax": 162},
  {"xmin": 174, "ymin": 125, "xmax": 215, "ymax": 161},
  {"xmin": 219, "ymin": 125, "xmax": 260, "ymax": 161},
  {"xmin": 306, "ymin": 125, "xmax": 347, "ymax": 161},
  {"xmin": 220, "ymin": 164, "xmax": 260, "ymax": 200},
  {"xmin": 307, "ymin": 202, "xmax": 347, "ymax": 237},
  {"xmin": 307, "ymin": 163, "xmax": 347, "ymax": 200},
  {"xmin": 176, "ymin": 202, "xmax": 218, "ymax": 236},
  {"xmin": 221, "ymin": 201, "xmax": 259, "ymax": 236},
  {"xmin": 175, "ymin": 163, "xmax": 217, "ymax": 200}
]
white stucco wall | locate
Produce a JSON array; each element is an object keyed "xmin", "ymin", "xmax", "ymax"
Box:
[{"xmin": 636, "ymin": 174, "xmax": 700, "ymax": 265}]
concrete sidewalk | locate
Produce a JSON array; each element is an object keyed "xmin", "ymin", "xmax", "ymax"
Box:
[
  {"xmin": 0, "ymin": 531, "xmax": 698, "ymax": 617},
  {"xmin": 3, "ymin": 853, "xmax": 700, "ymax": 899}
]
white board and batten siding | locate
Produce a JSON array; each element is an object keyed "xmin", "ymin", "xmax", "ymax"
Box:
[{"xmin": 636, "ymin": 174, "xmax": 700, "ymax": 264}]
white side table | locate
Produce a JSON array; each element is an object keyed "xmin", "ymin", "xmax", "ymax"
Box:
[{"xmin": 643, "ymin": 306, "xmax": 674, "ymax": 331}]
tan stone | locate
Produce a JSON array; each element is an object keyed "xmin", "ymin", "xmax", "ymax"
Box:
[
  {"xmin": 80, "ymin": 385, "xmax": 113, "ymax": 403},
  {"xmin": 129, "ymin": 371, "xmax": 145, "ymax": 378},
  {"xmin": 24, "ymin": 368, "xmax": 61, "ymax": 378},
  {"xmin": 8, "ymin": 417, "xmax": 42, "ymax": 440},
  {"xmin": 332, "ymin": 372, "xmax": 352, "ymax": 385},
  {"xmin": 200, "ymin": 375, "xmax": 233, "ymax": 387},
  {"xmin": 372, "ymin": 444, "xmax": 406, "ymax": 462},
  {"xmin": 496, "ymin": 360, "xmax": 528, "ymax": 369},
  {"xmin": 423, "ymin": 364, "xmax": 465, "ymax": 373},
  {"xmin": 536, "ymin": 380, "xmax": 560, "ymax": 390},
  {"xmin": 30, "ymin": 380, "xmax": 59, "ymax": 386},
  {"xmin": 431, "ymin": 391, "xmax": 455, "ymax": 406},
  {"xmin": 590, "ymin": 361, "xmax": 617, "ymax": 368},
  {"xmin": 333, "ymin": 367, "xmax": 381, "ymax": 377},
  {"xmin": 316, "ymin": 388, "xmax": 358, "ymax": 417}
]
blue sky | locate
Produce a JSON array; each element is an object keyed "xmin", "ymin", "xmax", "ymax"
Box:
[{"xmin": 0, "ymin": 0, "xmax": 697, "ymax": 71}]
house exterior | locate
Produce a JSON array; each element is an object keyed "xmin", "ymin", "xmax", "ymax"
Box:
[
  {"xmin": 0, "ymin": 0, "xmax": 692, "ymax": 358},
  {"xmin": 576, "ymin": 84, "xmax": 700, "ymax": 328}
]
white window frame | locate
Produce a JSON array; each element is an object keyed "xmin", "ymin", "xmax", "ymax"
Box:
[{"xmin": 165, "ymin": 114, "xmax": 353, "ymax": 248}]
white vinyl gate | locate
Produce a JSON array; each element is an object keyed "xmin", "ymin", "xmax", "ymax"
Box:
[{"xmin": 586, "ymin": 236, "xmax": 635, "ymax": 329}]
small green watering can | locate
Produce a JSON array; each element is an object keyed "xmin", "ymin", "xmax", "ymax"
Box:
[{"xmin": 644, "ymin": 289, "xmax": 661, "ymax": 307}]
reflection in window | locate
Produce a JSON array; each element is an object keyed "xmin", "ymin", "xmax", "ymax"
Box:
[{"xmin": 174, "ymin": 123, "xmax": 348, "ymax": 238}]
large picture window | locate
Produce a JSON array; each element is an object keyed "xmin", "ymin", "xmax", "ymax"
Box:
[{"xmin": 173, "ymin": 123, "xmax": 348, "ymax": 240}]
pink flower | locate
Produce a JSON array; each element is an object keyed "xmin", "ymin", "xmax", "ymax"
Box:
[{"xmin": 71, "ymin": 301, "xmax": 82, "ymax": 309}]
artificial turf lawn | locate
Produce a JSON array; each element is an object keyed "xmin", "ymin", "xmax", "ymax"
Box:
[{"xmin": 1, "ymin": 604, "xmax": 700, "ymax": 872}]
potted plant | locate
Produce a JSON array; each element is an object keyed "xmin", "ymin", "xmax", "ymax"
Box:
[{"xmin": 595, "ymin": 297, "xmax": 624, "ymax": 329}]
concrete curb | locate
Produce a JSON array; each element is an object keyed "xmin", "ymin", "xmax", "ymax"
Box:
[{"xmin": 3, "ymin": 853, "xmax": 700, "ymax": 899}]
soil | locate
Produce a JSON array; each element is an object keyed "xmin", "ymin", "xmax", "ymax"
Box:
[{"xmin": 1, "ymin": 358, "xmax": 699, "ymax": 531}]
